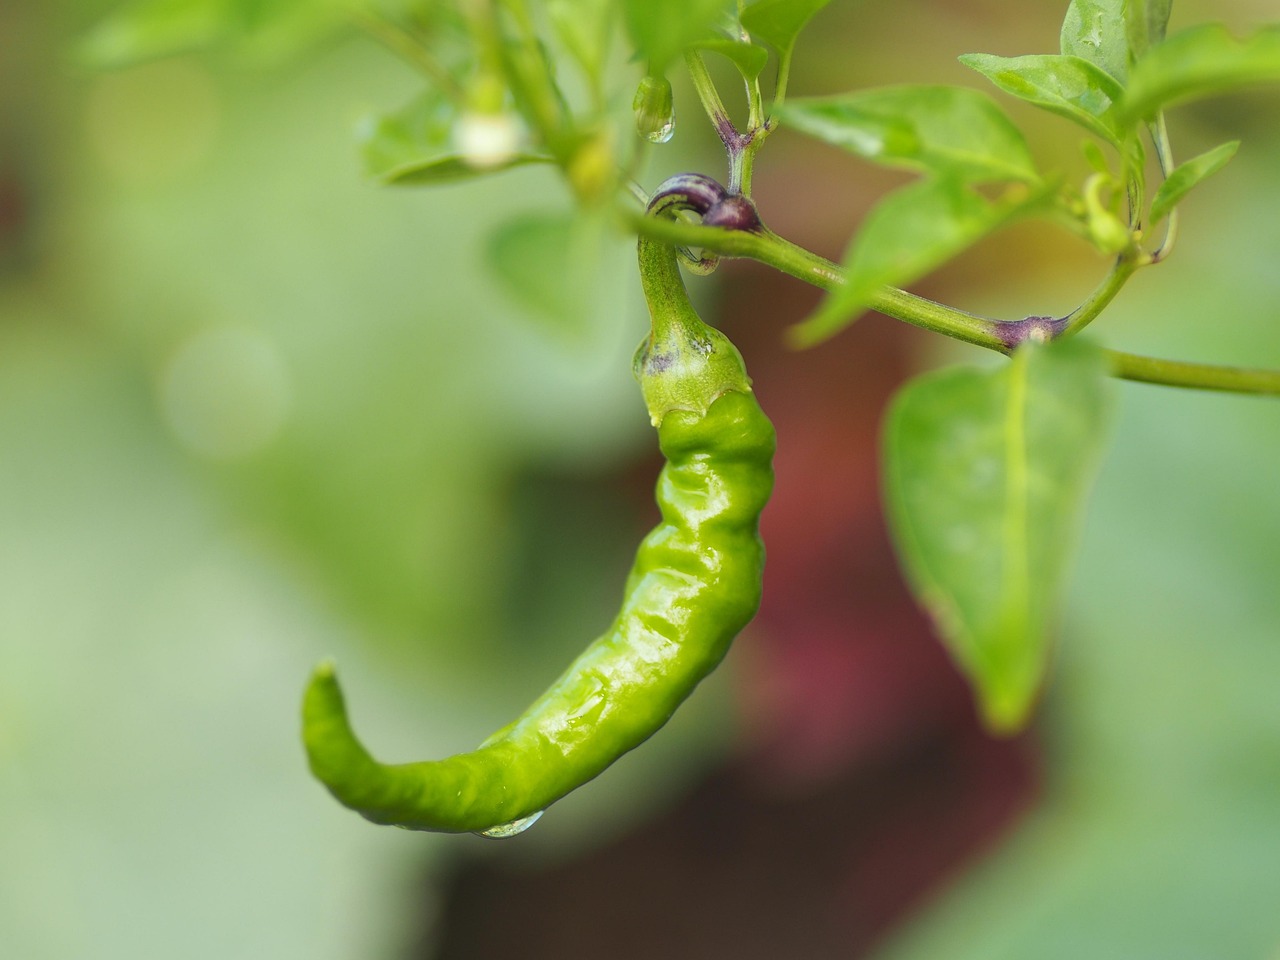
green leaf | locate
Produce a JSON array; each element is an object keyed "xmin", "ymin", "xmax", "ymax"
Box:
[
  {"xmin": 1125, "ymin": 0, "xmax": 1172, "ymax": 62},
  {"xmin": 1081, "ymin": 139, "xmax": 1110, "ymax": 175},
  {"xmin": 790, "ymin": 178, "xmax": 1048, "ymax": 346},
  {"xmin": 358, "ymin": 92, "xmax": 548, "ymax": 186},
  {"xmin": 1121, "ymin": 23, "xmax": 1280, "ymax": 122},
  {"xmin": 740, "ymin": 0, "xmax": 832, "ymax": 54},
  {"xmin": 624, "ymin": 0, "xmax": 736, "ymax": 71},
  {"xmin": 77, "ymin": 0, "xmax": 349, "ymax": 68},
  {"xmin": 960, "ymin": 52, "xmax": 1129, "ymax": 146},
  {"xmin": 1060, "ymin": 0, "xmax": 1129, "ymax": 83},
  {"xmin": 78, "ymin": 0, "xmax": 232, "ymax": 68},
  {"xmin": 1149, "ymin": 140, "xmax": 1240, "ymax": 226},
  {"xmin": 778, "ymin": 86, "xmax": 1039, "ymax": 184},
  {"xmin": 883, "ymin": 339, "xmax": 1113, "ymax": 732},
  {"xmin": 694, "ymin": 38, "xmax": 770, "ymax": 80},
  {"xmin": 485, "ymin": 213, "xmax": 602, "ymax": 342}
]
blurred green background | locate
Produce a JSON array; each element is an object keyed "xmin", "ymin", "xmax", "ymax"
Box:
[{"xmin": 2, "ymin": 1, "xmax": 1278, "ymax": 958}]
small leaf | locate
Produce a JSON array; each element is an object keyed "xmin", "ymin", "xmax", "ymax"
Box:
[
  {"xmin": 883, "ymin": 338, "xmax": 1113, "ymax": 732},
  {"xmin": 1149, "ymin": 140, "xmax": 1241, "ymax": 226},
  {"xmin": 1060, "ymin": 0, "xmax": 1129, "ymax": 83},
  {"xmin": 486, "ymin": 213, "xmax": 602, "ymax": 342},
  {"xmin": 741, "ymin": 0, "xmax": 832, "ymax": 54},
  {"xmin": 778, "ymin": 86, "xmax": 1039, "ymax": 184},
  {"xmin": 358, "ymin": 92, "xmax": 547, "ymax": 186},
  {"xmin": 1125, "ymin": 0, "xmax": 1173, "ymax": 62},
  {"xmin": 791, "ymin": 178, "xmax": 1049, "ymax": 346},
  {"xmin": 624, "ymin": 0, "xmax": 736, "ymax": 71},
  {"xmin": 694, "ymin": 38, "xmax": 770, "ymax": 80},
  {"xmin": 1121, "ymin": 23, "xmax": 1280, "ymax": 122},
  {"xmin": 960, "ymin": 52, "xmax": 1128, "ymax": 146}
]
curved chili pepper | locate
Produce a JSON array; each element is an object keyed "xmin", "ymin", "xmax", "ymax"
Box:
[{"xmin": 301, "ymin": 205, "xmax": 775, "ymax": 836}]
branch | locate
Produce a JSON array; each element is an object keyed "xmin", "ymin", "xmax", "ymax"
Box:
[{"xmin": 628, "ymin": 214, "xmax": 1280, "ymax": 397}]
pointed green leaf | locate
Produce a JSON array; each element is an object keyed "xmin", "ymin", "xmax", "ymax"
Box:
[
  {"xmin": 1121, "ymin": 23, "xmax": 1280, "ymax": 122},
  {"xmin": 791, "ymin": 178, "xmax": 1049, "ymax": 346},
  {"xmin": 624, "ymin": 0, "xmax": 736, "ymax": 71},
  {"xmin": 486, "ymin": 213, "xmax": 603, "ymax": 342},
  {"xmin": 741, "ymin": 0, "xmax": 832, "ymax": 54},
  {"xmin": 1149, "ymin": 140, "xmax": 1240, "ymax": 226},
  {"xmin": 1060, "ymin": 0, "xmax": 1129, "ymax": 83},
  {"xmin": 960, "ymin": 52, "xmax": 1129, "ymax": 146},
  {"xmin": 883, "ymin": 339, "xmax": 1113, "ymax": 732},
  {"xmin": 358, "ymin": 92, "xmax": 548, "ymax": 186},
  {"xmin": 1125, "ymin": 0, "xmax": 1173, "ymax": 62},
  {"xmin": 778, "ymin": 86, "xmax": 1039, "ymax": 184},
  {"xmin": 694, "ymin": 38, "xmax": 770, "ymax": 80}
]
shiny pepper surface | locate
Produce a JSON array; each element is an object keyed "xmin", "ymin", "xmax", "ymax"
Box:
[{"xmin": 301, "ymin": 236, "xmax": 774, "ymax": 835}]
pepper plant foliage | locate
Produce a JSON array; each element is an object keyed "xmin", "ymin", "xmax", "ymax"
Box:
[{"xmin": 84, "ymin": 1, "xmax": 1280, "ymax": 737}]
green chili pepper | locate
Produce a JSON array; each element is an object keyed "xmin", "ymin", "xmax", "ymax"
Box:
[{"xmin": 301, "ymin": 227, "xmax": 775, "ymax": 836}]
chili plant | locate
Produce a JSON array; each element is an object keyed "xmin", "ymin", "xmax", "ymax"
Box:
[{"xmin": 81, "ymin": 0, "xmax": 1280, "ymax": 833}]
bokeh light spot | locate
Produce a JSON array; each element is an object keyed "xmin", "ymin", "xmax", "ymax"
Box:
[{"xmin": 159, "ymin": 325, "xmax": 291, "ymax": 461}]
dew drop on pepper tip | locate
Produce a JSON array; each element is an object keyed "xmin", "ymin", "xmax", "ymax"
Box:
[{"xmin": 475, "ymin": 810, "xmax": 544, "ymax": 839}]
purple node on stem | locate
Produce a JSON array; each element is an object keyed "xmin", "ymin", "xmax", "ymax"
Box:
[{"xmin": 994, "ymin": 315, "xmax": 1068, "ymax": 351}]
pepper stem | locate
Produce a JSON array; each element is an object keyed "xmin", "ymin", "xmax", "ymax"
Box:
[{"xmin": 635, "ymin": 236, "xmax": 752, "ymax": 425}]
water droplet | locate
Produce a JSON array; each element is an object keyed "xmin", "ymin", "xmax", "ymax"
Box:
[
  {"xmin": 633, "ymin": 75, "xmax": 675, "ymax": 144},
  {"xmin": 476, "ymin": 810, "xmax": 543, "ymax": 839}
]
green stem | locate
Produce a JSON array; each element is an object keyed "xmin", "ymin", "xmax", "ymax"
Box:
[
  {"xmin": 1105, "ymin": 352, "xmax": 1280, "ymax": 395},
  {"xmin": 684, "ymin": 50, "xmax": 734, "ymax": 144},
  {"xmin": 488, "ymin": 0, "xmax": 566, "ymax": 158},
  {"xmin": 628, "ymin": 214, "xmax": 1280, "ymax": 397},
  {"xmin": 637, "ymin": 233, "xmax": 702, "ymax": 341},
  {"xmin": 737, "ymin": 142, "xmax": 758, "ymax": 198},
  {"xmin": 1060, "ymin": 253, "xmax": 1141, "ymax": 338},
  {"xmin": 631, "ymin": 214, "xmax": 1005, "ymax": 349},
  {"xmin": 1149, "ymin": 112, "xmax": 1179, "ymax": 263},
  {"xmin": 745, "ymin": 68, "xmax": 766, "ymax": 133},
  {"xmin": 684, "ymin": 51, "xmax": 756, "ymax": 194},
  {"xmin": 772, "ymin": 47, "xmax": 794, "ymax": 112}
]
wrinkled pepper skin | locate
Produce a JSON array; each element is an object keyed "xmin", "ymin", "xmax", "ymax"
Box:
[{"xmin": 302, "ymin": 235, "xmax": 774, "ymax": 835}]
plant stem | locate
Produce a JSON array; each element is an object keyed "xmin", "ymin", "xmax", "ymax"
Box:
[
  {"xmin": 1060, "ymin": 253, "xmax": 1141, "ymax": 338},
  {"xmin": 1105, "ymin": 352, "xmax": 1280, "ymax": 395},
  {"xmin": 493, "ymin": 0, "xmax": 566, "ymax": 155},
  {"xmin": 629, "ymin": 213, "xmax": 1280, "ymax": 397},
  {"xmin": 684, "ymin": 50, "xmax": 735, "ymax": 148},
  {"xmin": 772, "ymin": 47, "xmax": 794, "ymax": 112},
  {"xmin": 684, "ymin": 50, "xmax": 762, "ymax": 195},
  {"xmin": 1149, "ymin": 112, "xmax": 1180, "ymax": 263},
  {"xmin": 630, "ymin": 214, "xmax": 1005, "ymax": 348}
]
